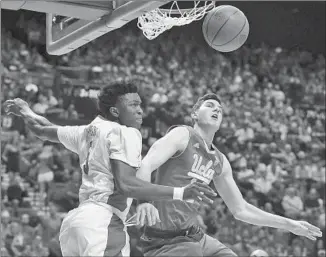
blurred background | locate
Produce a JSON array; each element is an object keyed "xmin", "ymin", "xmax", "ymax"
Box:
[{"xmin": 1, "ymin": 2, "xmax": 325, "ymax": 257}]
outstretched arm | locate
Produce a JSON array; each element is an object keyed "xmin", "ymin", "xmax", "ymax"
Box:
[
  {"xmin": 4, "ymin": 98, "xmax": 60, "ymax": 143},
  {"xmin": 213, "ymin": 155, "xmax": 322, "ymax": 241}
]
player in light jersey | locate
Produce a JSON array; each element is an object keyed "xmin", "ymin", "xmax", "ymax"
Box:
[
  {"xmin": 136, "ymin": 93, "xmax": 322, "ymax": 257},
  {"xmin": 3, "ymin": 83, "xmax": 215, "ymax": 257}
]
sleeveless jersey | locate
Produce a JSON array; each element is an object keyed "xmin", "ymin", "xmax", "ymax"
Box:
[
  {"xmin": 150, "ymin": 126, "xmax": 225, "ymax": 231},
  {"xmin": 57, "ymin": 116, "xmax": 142, "ymax": 221}
]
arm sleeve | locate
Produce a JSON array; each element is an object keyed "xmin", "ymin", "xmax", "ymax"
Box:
[
  {"xmin": 57, "ymin": 126, "xmax": 85, "ymax": 154},
  {"xmin": 107, "ymin": 126, "xmax": 142, "ymax": 168}
]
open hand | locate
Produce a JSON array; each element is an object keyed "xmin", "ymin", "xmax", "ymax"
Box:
[
  {"xmin": 288, "ymin": 220, "xmax": 322, "ymax": 241},
  {"xmin": 183, "ymin": 181, "xmax": 217, "ymax": 205},
  {"xmin": 3, "ymin": 98, "xmax": 31, "ymax": 117},
  {"xmin": 135, "ymin": 203, "xmax": 160, "ymax": 227}
]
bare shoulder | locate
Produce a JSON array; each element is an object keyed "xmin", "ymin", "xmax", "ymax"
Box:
[
  {"xmin": 221, "ymin": 153, "xmax": 233, "ymax": 177},
  {"xmin": 164, "ymin": 126, "xmax": 190, "ymax": 151}
]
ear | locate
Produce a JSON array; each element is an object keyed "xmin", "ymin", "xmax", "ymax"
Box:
[
  {"xmin": 191, "ymin": 111, "xmax": 198, "ymax": 122},
  {"xmin": 109, "ymin": 107, "xmax": 119, "ymax": 118}
]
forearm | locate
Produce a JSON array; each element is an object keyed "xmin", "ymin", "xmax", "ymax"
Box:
[
  {"xmin": 21, "ymin": 110, "xmax": 59, "ymax": 143},
  {"xmin": 234, "ymin": 201, "xmax": 292, "ymax": 230},
  {"xmin": 136, "ymin": 163, "xmax": 152, "ymax": 182},
  {"xmin": 119, "ymin": 177, "xmax": 176, "ymax": 201},
  {"xmin": 21, "ymin": 110, "xmax": 54, "ymax": 126},
  {"xmin": 112, "ymin": 160, "xmax": 180, "ymax": 201}
]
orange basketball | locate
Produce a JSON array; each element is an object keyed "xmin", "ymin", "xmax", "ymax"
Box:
[{"xmin": 202, "ymin": 5, "xmax": 249, "ymax": 52}]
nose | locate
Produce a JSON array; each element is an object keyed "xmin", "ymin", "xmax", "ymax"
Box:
[{"xmin": 136, "ymin": 105, "xmax": 143, "ymax": 115}]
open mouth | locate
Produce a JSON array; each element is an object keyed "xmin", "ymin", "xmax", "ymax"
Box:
[{"xmin": 211, "ymin": 114, "xmax": 218, "ymax": 120}]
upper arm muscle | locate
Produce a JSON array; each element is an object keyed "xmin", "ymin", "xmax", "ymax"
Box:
[
  {"xmin": 37, "ymin": 126, "xmax": 60, "ymax": 143},
  {"xmin": 137, "ymin": 127, "xmax": 189, "ymax": 179}
]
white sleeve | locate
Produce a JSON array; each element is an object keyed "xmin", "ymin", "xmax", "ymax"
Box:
[
  {"xmin": 57, "ymin": 126, "xmax": 85, "ymax": 154},
  {"xmin": 107, "ymin": 126, "xmax": 142, "ymax": 168}
]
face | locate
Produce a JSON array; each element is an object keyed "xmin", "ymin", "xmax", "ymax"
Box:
[
  {"xmin": 21, "ymin": 214, "xmax": 30, "ymax": 224},
  {"xmin": 193, "ymin": 99, "xmax": 223, "ymax": 131},
  {"xmin": 11, "ymin": 222, "xmax": 21, "ymax": 235},
  {"xmin": 49, "ymin": 202, "xmax": 58, "ymax": 215},
  {"xmin": 115, "ymin": 93, "xmax": 143, "ymax": 129}
]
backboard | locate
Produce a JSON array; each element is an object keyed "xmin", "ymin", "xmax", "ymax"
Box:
[
  {"xmin": 46, "ymin": 1, "xmax": 169, "ymax": 55},
  {"xmin": 1, "ymin": 0, "xmax": 168, "ymax": 55}
]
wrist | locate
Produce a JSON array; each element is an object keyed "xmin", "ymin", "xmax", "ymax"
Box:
[
  {"xmin": 283, "ymin": 218, "xmax": 294, "ymax": 231},
  {"xmin": 173, "ymin": 187, "xmax": 184, "ymax": 200},
  {"xmin": 21, "ymin": 108, "xmax": 34, "ymax": 119}
]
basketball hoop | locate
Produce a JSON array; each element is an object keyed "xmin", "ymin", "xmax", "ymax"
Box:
[{"xmin": 137, "ymin": 1, "xmax": 215, "ymax": 40}]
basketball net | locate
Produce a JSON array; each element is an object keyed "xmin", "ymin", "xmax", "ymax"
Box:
[{"xmin": 137, "ymin": 1, "xmax": 215, "ymax": 40}]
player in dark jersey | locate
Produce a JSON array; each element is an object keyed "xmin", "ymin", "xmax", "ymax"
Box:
[{"xmin": 136, "ymin": 93, "xmax": 322, "ymax": 257}]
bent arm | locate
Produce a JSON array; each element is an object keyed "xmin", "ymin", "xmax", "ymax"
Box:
[
  {"xmin": 111, "ymin": 160, "xmax": 178, "ymax": 201},
  {"xmin": 213, "ymin": 155, "xmax": 292, "ymax": 231},
  {"xmin": 136, "ymin": 126, "xmax": 189, "ymax": 182}
]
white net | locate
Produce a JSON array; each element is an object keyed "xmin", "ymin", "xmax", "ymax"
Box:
[{"xmin": 137, "ymin": 1, "xmax": 215, "ymax": 40}]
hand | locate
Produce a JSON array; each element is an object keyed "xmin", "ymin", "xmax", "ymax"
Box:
[
  {"xmin": 3, "ymin": 98, "xmax": 31, "ymax": 117},
  {"xmin": 136, "ymin": 203, "xmax": 160, "ymax": 227},
  {"xmin": 287, "ymin": 220, "xmax": 322, "ymax": 240},
  {"xmin": 183, "ymin": 181, "xmax": 217, "ymax": 205}
]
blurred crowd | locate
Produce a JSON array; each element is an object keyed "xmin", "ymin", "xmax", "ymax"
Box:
[{"xmin": 1, "ymin": 13, "xmax": 325, "ymax": 257}]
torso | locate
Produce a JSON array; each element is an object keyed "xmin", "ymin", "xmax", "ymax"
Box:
[{"xmin": 149, "ymin": 126, "xmax": 225, "ymax": 231}]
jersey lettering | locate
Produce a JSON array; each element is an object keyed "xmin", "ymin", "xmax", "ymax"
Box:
[{"xmin": 188, "ymin": 153, "xmax": 215, "ymax": 184}]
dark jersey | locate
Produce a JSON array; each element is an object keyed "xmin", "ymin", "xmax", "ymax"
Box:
[{"xmin": 150, "ymin": 126, "xmax": 225, "ymax": 231}]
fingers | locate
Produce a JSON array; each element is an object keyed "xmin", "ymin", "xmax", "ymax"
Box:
[
  {"xmin": 198, "ymin": 194, "xmax": 214, "ymax": 205},
  {"xmin": 140, "ymin": 208, "xmax": 146, "ymax": 227},
  {"xmin": 151, "ymin": 206, "xmax": 160, "ymax": 225},
  {"xmin": 301, "ymin": 221, "xmax": 323, "ymax": 237},
  {"xmin": 136, "ymin": 208, "xmax": 141, "ymax": 226},
  {"xmin": 146, "ymin": 207, "xmax": 153, "ymax": 227},
  {"xmin": 3, "ymin": 102, "xmax": 19, "ymax": 116},
  {"xmin": 194, "ymin": 182, "xmax": 217, "ymax": 197},
  {"xmin": 306, "ymin": 234, "xmax": 317, "ymax": 241}
]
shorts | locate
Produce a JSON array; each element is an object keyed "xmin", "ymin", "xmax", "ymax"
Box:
[
  {"xmin": 141, "ymin": 226, "xmax": 237, "ymax": 257},
  {"xmin": 59, "ymin": 201, "xmax": 130, "ymax": 257}
]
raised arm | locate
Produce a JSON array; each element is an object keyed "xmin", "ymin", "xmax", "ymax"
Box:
[
  {"xmin": 213, "ymin": 155, "xmax": 322, "ymax": 241},
  {"xmin": 136, "ymin": 126, "xmax": 189, "ymax": 182}
]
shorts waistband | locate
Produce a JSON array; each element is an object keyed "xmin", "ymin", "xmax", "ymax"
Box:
[{"xmin": 144, "ymin": 225, "xmax": 200, "ymax": 239}]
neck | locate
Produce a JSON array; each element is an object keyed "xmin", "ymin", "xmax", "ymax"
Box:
[{"xmin": 193, "ymin": 123, "xmax": 215, "ymax": 149}]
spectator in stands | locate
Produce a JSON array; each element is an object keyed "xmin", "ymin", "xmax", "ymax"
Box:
[
  {"xmin": 281, "ymin": 187, "xmax": 304, "ymax": 218},
  {"xmin": 36, "ymin": 202, "xmax": 62, "ymax": 246},
  {"xmin": 304, "ymin": 188, "xmax": 323, "ymax": 217},
  {"xmin": 234, "ymin": 120, "xmax": 255, "ymax": 144},
  {"xmin": 20, "ymin": 214, "xmax": 35, "ymax": 245},
  {"xmin": 36, "ymin": 150, "xmax": 54, "ymax": 198},
  {"xmin": 46, "ymin": 88, "xmax": 58, "ymax": 107},
  {"xmin": 32, "ymin": 92, "xmax": 49, "ymax": 114},
  {"xmin": 9, "ymin": 222, "xmax": 25, "ymax": 257},
  {"xmin": 1, "ymin": 132, "xmax": 21, "ymax": 173}
]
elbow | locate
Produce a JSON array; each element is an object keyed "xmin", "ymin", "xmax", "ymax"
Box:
[
  {"xmin": 115, "ymin": 179, "xmax": 133, "ymax": 196},
  {"xmin": 232, "ymin": 201, "xmax": 248, "ymax": 220}
]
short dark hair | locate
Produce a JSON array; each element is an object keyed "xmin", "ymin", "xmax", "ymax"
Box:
[
  {"xmin": 192, "ymin": 93, "xmax": 222, "ymax": 114},
  {"xmin": 97, "ymin": 81, "xmax": 138, "ymax": 119}
]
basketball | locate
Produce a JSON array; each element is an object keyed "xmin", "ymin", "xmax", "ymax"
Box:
[{"xmin": 202, "ymin": 5, "xmax": 249, "ymax": 52}]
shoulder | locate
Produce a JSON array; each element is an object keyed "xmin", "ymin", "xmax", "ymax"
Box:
[
  {"xmin": 165, "ymin": 126, "xmax": 190, "ymax": 145},
  {"xmin": 220, "ymin": 153, "xmax": 233, "ymax": 176}
]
